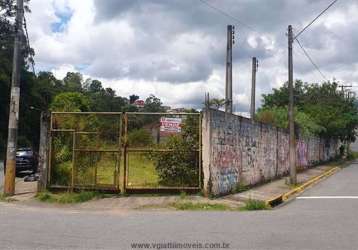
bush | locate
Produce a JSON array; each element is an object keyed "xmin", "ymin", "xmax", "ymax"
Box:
[
  {"xmin": 36, "ymin": 191, "xmax": 102, "ymax": 204},
  {"xmin": 52, "ymin": 161, "xmax": 71, "ymax": 186},
  {"xmin": 152, "ymin": 135, "xmax": 198, "ymax": 187},
  {"xmin": 128, "ymin": 128, "xmax": 153, "ymax": 147},
  {"xmin": 242, "ymin": 199, "xmax": 268, "ymax": 211},
  {"xmin": 150, "ymin": 115, "xmax": 199, "ymax": 187}
]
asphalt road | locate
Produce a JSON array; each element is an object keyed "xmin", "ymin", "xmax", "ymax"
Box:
[{"xmin": 0, "ymin": 163, "xmax": 358, "ymax": 250}]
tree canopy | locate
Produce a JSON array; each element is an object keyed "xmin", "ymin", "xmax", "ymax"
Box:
[{"xmin": 257, "ymin": 80, "xmax": 358, "ymax": 141}]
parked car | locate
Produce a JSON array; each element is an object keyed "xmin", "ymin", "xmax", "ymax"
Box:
[{"xmin": 3, "ymin": 148, "xmax": 38, "ymax": 174}]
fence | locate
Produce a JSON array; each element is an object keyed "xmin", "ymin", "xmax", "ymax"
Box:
[{"xmin": 48, "ymin": 112, "xmax": 201, "ymax": 192}]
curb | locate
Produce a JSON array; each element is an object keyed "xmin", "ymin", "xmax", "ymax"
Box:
[{"xmin": 265, "ymin": 166, "xmax": 341, "ymax": 208}]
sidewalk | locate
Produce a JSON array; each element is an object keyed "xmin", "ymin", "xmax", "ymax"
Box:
[
  {"xmin": 2, "ymin": 163, "xmax": 343, "ymax": 211},
  {"xmin": 225, "ymin": 165, "xmax": 336, "ymax": 203}
]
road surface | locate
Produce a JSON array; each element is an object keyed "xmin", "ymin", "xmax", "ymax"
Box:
[{"xmin": 0, "ymin": 162, "xmax": 357, "ymax": 250}]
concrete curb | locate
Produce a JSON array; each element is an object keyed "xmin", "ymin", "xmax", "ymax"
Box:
[{"xmin": 266, "ymin": 166, "xmax": 341, "ymax": 208}]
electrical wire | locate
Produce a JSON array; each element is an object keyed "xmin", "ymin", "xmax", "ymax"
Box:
[
  {"xmin": 294, "ymin": 0, "xmax": 338, "ymax": 39},
  {"xmin": 295, "ymin": 38, "xmax": 327, "ymax": 81},
  {"xmin": 198, "ymin": 0, "xmax": 257, "ymax": 32}
]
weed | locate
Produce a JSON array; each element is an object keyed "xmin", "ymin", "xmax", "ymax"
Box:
[
  {"xmin": 172, "ymin": 202, "xmax": 232, "ymax": 211},
  {"xmin": 241, "ymin": 199, "xmax": 268, "ymax": 211},
  {"xmin": 36, "ymin": 191, "xmax": 106, "ymax": 204},
  {"xmin": 179, "ymin": 191, "xmax": 187, "ymax": 200},
  {"xmin": 0, "ymin": 193, "xmax": 17, "ymax": 202}
]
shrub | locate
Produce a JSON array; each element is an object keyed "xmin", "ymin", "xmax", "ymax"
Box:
[
  {"xmin": 128, "ymin": 128, "xmax": 153, "ymax": 147},
  {"xmin": 152, "ymin": 135, "xmax": 198, "ymax": 187},
  {"xmin": 243, "ymin": 199, "xmax": 268, "ymax": 211},
  {"xmin": 149, "ymin": 115, "xmax": 199, "ymax": 187}
]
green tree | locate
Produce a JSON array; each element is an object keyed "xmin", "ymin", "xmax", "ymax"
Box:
[
  {"xmin": 63, "ymin": 72, "xmax": 82, "ymax": 92},
  {"xmin": 260, "ymin": 80, "xmax": 358, "ymax": 141},
  {"xmin": 207, "ymin": 98, "xmax": 226, "ymax": 109},
  {"xmin": 143, "ymin": 94, "xmax": 165, "ymax": 112},
  {"xmin": 50, "ymin": 92, "xmax": 90, "ymax": 112}
]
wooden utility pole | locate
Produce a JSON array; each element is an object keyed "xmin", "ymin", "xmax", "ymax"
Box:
[
  {"xmin": 250, "ymin": 57, "xmax": 258, "ymax": 121},
  {"xmin": 288, "ymin": 25, "xmax": 296, "ymax": 185},
  {"xmin": 225, "ymin": 25, "xmax": 234, "ymax": 114},
  {"xmin": 4, "ymin": 0, "xmax": 24, "ymax": 196}
]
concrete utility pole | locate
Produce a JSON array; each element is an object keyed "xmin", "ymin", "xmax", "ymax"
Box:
[
  {"xmin": 288, "ymin": 25, "xmax": 296, "ymax": 185},
  {"xmin": 225, "ymin": 25, "xmax": 234, "ymax": 114},
  {"xmin": 4, "ymin": 0, "xmax": 24, "ymax": 196},
  {"xmin": 250, "ymin": 57, "xmax": 258, "ymax": 121}
]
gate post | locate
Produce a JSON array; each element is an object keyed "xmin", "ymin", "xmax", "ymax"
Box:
[{"xmin": 37, "ymin": 111, "xmax": 50, "ymax": 192}]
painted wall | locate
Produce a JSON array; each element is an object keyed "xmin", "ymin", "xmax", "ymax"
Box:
[{"xmin": 202, "ymin": 109, "xmax": 339, "ymax": 196}]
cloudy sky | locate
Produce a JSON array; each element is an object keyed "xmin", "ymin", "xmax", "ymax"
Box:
[{"xmin": 27, "ymin": 0, "xmax": 358, "ymax": 112}]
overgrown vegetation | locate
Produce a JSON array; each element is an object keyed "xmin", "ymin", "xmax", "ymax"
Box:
[
  {"xmin": 171, "ymin": 202, "xmax": 234, "ymax": 211},
  {"xmin": 257, "ymin": 80, "xmax": 358, "ymax": 142},
  {"xmin": 241, "ymin": 199, "xmax": 269, "ymax": 211},
  {"xmin": 36, "ymin": 191, "xmax": 113, "ymax": 204},
  {"xmin": 151, "ymin": 113, "xmax": 199, "ymax": 187},
  {"xmin": 0, "ymin": 193, "xmax": 17, "ymax": 202}
]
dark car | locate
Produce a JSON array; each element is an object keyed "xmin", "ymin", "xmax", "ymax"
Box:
[
  {"xmin": 16, "ymin": 148, "xmax": 38, "ymax": 174},
  {"xmin": 3, "ymin": 148, "xmax": 38, "ymax": 174}
]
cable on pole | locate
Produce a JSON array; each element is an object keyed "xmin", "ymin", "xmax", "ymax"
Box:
[
  {"xmin": 198, "ymin": 0, "xmax": 257, "ymax": 32},
  {"xmin": 295, "ymin": 38, "xmax": 327, "ymax": 81},
  {"xmin": 294, "ymin": 0, "xmax": 338, "ymax": 39}
]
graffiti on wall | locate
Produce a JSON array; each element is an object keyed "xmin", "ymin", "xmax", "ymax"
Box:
[{"xmin": 203, "ymin": 109, "xmax": 339, "ymax": 196}]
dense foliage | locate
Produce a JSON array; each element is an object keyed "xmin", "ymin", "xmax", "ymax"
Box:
[
  {"xmin": 257, "ymin": 80, "xmax": 358, "ymax": 141},
  {"xmin": 152, "ymin": 112, "xmax": 199, "ymax": 187}
]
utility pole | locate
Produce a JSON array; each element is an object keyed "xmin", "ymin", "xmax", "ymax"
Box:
[
  {"xmin": 4, "ymin": 0, "xmax": 24, "ymax": 196},
  {"xmin": 225, "ymin": 25, "xmax": 234, "ymax": 114},
  {"xmin": 288, "ymin": 25, "xmax": 296, "ymax": 185},
  {"xmin": 250, "ymin": 57, "xmax": 258, "ymax": 122},
  {"xmin": 339, "ymin": 85, "xmax": 352, "ymax": 97}
]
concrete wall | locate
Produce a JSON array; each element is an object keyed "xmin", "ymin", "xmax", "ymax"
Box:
[{"xmin": 202, "ymin": 109, "xmax": 339, "ymax": 196}]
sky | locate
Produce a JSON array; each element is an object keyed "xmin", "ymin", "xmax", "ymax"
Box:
[{"xmin": 26, "ymin": 0, "xmax": 358, "ymax": 112}]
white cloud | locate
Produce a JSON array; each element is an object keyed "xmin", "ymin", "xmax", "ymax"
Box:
[{"xmin": 27, "ymin": 0, "xmax": 358, "ymax": 112}]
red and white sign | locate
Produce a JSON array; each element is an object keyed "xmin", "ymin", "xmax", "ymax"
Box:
[
  {"xmin": 160, "ymin": 117, "xmax": 182, "ymax": 134},
  {"xmin": 134, "ymin": 99, "xmax": 145, "ymax": 108}
]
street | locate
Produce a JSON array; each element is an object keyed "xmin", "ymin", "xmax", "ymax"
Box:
[{"xmin": 0, "ymin": 163, "xmax": 357, "ymax": 250}]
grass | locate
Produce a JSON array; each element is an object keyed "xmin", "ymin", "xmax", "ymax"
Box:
[
  {"xmin": 127, "ymin": 152, "xmax": 159, "ymax": 187},
  {"xmin": 36, "ymin": 191, "xmax": 115, "ymax": 204},
  {"xmin": 241, "ymin": 199, "xmax": 269, "ymax": 211},
  {"xmin": 171, "ymin": 201, "xmax": 235, "ymax": 211},
  {"xmin": 0, "ymin": 193, "xmax": 17, "ymax": 202}
]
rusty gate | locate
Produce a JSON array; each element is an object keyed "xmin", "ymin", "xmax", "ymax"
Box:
[{"xmin": 48, "ymin": 112, "xmax": 201, "ymax": 192}]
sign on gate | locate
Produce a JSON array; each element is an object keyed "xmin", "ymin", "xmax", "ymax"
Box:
[{"xmin": 160, "ymin": 117, "xmax": 182, "ymax": 134}]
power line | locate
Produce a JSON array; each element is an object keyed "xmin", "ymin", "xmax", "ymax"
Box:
[
  {"xmin": 198, "ymin": 0, "xmax": 257, "ymax": 32},
  {"xmin": 295, "ymin": 38, "xmax": 327, "ymax": 81},
  {"xmin": 294, "ymin": 0, "xmax": 338, "ymax": 39},
  {"xmin": 23, "ymin": 15, "xmax": 35, "ymax": 75}
]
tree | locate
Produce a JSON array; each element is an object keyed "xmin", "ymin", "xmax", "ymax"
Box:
[
  {"xmin": 259, "ymin": 80, "xmax": 358, "ymax": 141},
  {"xmin": 207, "ymin": 98, "xmax": 226, "ymax": 109},
  {"xmin": 129, "ymin": 94, "xmax": 139, "ymax": 104},
  {"xmin": 50, "ymin": 92, "xmax": 90, "ymax": 112},
  {"xmin": 256, "ymin": 106, "xmax": 325, "ymax": 137},
  {"xmin": 143, "ymin": 94, "xmax": 165, "ymax": 112},
  {"xmin": 63, "ymin": 72, "xmax": 82, "ymax": 92}
]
